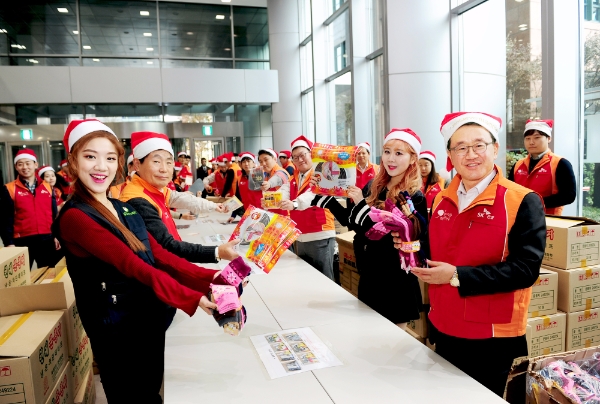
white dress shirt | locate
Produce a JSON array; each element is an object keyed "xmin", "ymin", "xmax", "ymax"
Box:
[{"xmin": 457, "ymin": 168, "xmax": 497, "ymax": 213}]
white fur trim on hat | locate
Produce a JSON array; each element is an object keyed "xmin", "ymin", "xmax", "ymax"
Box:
[
  {"xmin": 419, "ymin": 152, "xmax": 436, "ymax": 164},
  {"xmin": 357, "ymin": 142, "xmax": 371, "ymax": 153},
  {"xmin": 68, "ymin": 121, "xmax": 116, "ymax": 152},
  {"xmin": 14, "ymin": 153, "xmax": 37, "ymax": 164},
  {"xmin": 524, "ymin": 121, "xmax": 552, "ymax": 137},
  {"xmin": 38, "ymin": 166, "xmax": 55, "ymax": 177},
  {"xmin": 278, "ymin": 152, "xmax": 287, "ymax": 157},
  {"xmin": 265, "ymin": 149, "xmax": 278, "ymax": 159},
  {"xmin": 384, "ymin": 130, "xmax": 421, "ymax": 155},
  {"xmin": 133, "ymin": 138, "xmax": 174, "ymax": 159},
  {"xmin": 240, "ymin": 152, "xmax": 255, "ymax": 162},
  {"xmin": 440, "ymin": 112, "xmax": 501, "ymax": 147},
  {"xmin": 126, "ymin": 155, "xmax": 134, "ymax": 165}
]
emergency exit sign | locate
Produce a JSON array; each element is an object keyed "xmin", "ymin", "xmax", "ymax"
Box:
[
  {"xmin": 20, "ymin": 129, "xmax": 33, "ymax": 140},
  {"xmin": 202, "ymin": 125, "xmax": 213, "ymax": 136}
]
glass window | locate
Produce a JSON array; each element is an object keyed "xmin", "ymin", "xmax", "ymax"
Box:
[
  {"xmin": 79, "ymin": 0, "xmax": 158, "ymax": 57},
  {"xmin": 0, "ymin": 27, "xmax": 7, "ymax": 54},
  {"xmin": 82, "ymin": 57, "xmax": 158, "ymax": 67},
  {"xmin": 329, "ymin": 72, "xmax": 352, "ymax": 145},
  {"xmin": 0, "ymin": 57, "xmax": 7, "ymax": 66},
  {"xmin": 233, "ymin": 7, "xmax": 269, "ymax": 60},
  {"xmin": 585, "ymin": 0, "xmax": 600, "ymax": 22},
  {"xmin": 162, "ymin": 59, "xmax": 232, "ymax": 69},
  {"xmin": 328, "ymin": 10, "xmax": 349, "ymax": 75},
  {"xmin": 330, "ymin": 0, "xmax": 347, "ymax": 16},
  {"xmin": 85, "ymin": 104, "xmax": 162, "ymax": 122},
  {"xmin": 584, "ymin": 21, "xmax": 600, "ymax": 220},
  {"xmin": 299, "ymin": 0, "xmax": 312, "ymax": 41},
  {"xmin": 164, "ymin": 104, "xmax": 235, "ymax": 123},
  {"xmin": 369, "ymin": 0, "xmax": 384, "ymax": 53},
  {"xmin": 235, "ymin": 61, "xmax": 270, "ymax": 69},
  {"xmin": 302, "ymin": 91, "xmax": 315, "ymax": 140},
  {"xmin": 49, "ymin": 140, "xmax": 67, "ymax": 171},
  {"xmin": 370, "ymin": 56, "xmax": 385, "ymax": 164},
  {"xmin": 0, "ymin": 0, "xmax": 79, "ymax": 55},
  {"xmin": 300, "ymin": 40, "xmax": 313, "ymax": 90},
  {"xmin": 159, "ymin": 2, "xmax": 232, "ymax": 59},
  {"xmin": 16, "ymin": 104, "xmax": 84, "ymax": 124},
  {"xmin": 505, "ymin": 0, "xmax": 542, "ymax": 172},
  {"xmin": 0, "ymin": 143, "xmax": 7, "ymax": 186},
  {"xmin": 9, "ymin": 57, "xmax": 79, "ymax": 66}
]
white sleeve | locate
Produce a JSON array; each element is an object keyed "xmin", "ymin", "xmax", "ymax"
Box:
[
  {"xmin": 296, "ymin": 189, "xmax": 316, "ymax": 211},
  {"xmin": 169, "ymin": 191, "xmax": 217, "ymax": 214},
  {"xmin": 279, "ymin": 183, "xmax": 290, "ymax": 200},
  {"xmin": 203, "ymin": 173, "xmax": 216, "ymax": 187}
]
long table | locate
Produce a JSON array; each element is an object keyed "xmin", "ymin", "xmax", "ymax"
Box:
[{"xmin": 164, "ymin": 212, "xmax": 507, "ymax": 403}]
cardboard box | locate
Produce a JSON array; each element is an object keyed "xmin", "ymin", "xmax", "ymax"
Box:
[
  {"xmin": 544, "ymin": 216, "xmax": 600, "ymax": 269},
  {"xmin": 544, "ymin": 264, "xmax": 600, "ymax": 313},
  {"xmin": 55, "ymin": 257, "xmax": 67, "ymax": 273},
  {"xmin": 418, "ymin": 279, "xmax": 429, "ymax": 305},
  {"xmin": 566, "ymin": 307, "xmax": 600, "ymax": 351},
  {"xmin": 336, "ymin": 231, "xmax": 357, "ymax": 273},
  {"xmin": 351, "ymin": 271, "xmax": 359, "ymax": 296},
  {"xmin": 74, "ymin": 368, "xmax": 95, "ymax": 404},
  {"xmin": 0, "ymin": 246, "xmax": 30, "ymax": 289},
  {"xmin": 526, "ymin": 311, "xmax": 566, "ymax": 357},
  {"xmin": 31, "ymin": 266, "xmax": 49, "ymax": 284},
  {"xmin": 45, "ymin": 363, "xmax": 73, "ymax": 404},
  {"xmin": 407, "ymin": 311, "xmax": 428, "ymax": 338},
  {"xmin": 0, "ymin": 311, "xmax": 68, "ymax": 404},
  {"xmin": 404, "ymin": 327, "xmax": 425, "ymax": 344},
  {"xmin": 68, "ymin": 331, "xmax": 92, "ymax": 398},
  {"xmin": 528, "ymin": 269, "xmax": 558, "ymax": 318},
  {"xmin": 525, "ymin": 324, "xmax": 532, "ymax": 355}
]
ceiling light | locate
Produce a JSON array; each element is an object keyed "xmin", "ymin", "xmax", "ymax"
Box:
[
  {"xmin": 57, "ymin": 8, "xmax": 68, "ymax": 13},
  {"xmin": 224, "ymin": 48, "xmax": 231, "ymax": 51},
  {"xmin": 187, "ymin": 32, "xmax": 193, "ymax": 35},
  {"xmin": 143, "ymin": 32, "xmax": 152, "ymax": 37},
  {"xmin": 147, "ymin": 61, "xmax": 153, "ymax": 64},
  {"xmin": 519, "ymin": 27, "xmax": 528, "ymax": 31},
  {"xmin": 146, "ymin": 47, "xmax": 154, "ymax": 51},
  {"xmin": 216, "ymin": 15, "xmax": 225, "ymax": 19},
  {"xmin": 184, "ymin": 47, "xmax": 191, "ymax": 50},
  {"xmin": 518, "ymin": 24, "xmax": 527, "ymax": 28},
  {"xmin": 140, "ymin": 11, "xmax": 150, "ymax": 16},
  {"xmin": 222, "ymin": 0, "xmax": 232, "ymax": 2},
  {"xmin": 93, "ymin": 58, "xmax": 100, "ymax": 62},
  {"xmin": 28, "ymin": 59, "xmax": 39, "ymax": 64},
  {"xmin": 73, "ymin": 30, "xmax": 79, "ymax": 34},
  {"xmin": 515, "ymin": 0, "xmax": 524, "ymax": 2},
  {"xmin": 0, "ymin": 29, "xmax": 7, "ymax": 33},
  {"xmin": 83, "ymin": 45, "xmax": 91, "ymax": 49}
]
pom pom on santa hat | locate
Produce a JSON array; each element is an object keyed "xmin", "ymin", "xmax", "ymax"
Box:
[
  {"xmin": 419, "ymin": 151, "xmax": 436, "ymax": 164},
  {"xmin": 357, "ymin": 142, "xmax": 371, "ymax": 154},
  {"xmin": 14, "ymin": 148, "xmax": 38, "ymax": 164},
  {"xmin": 279, "ymin": 150, "xmax": 291, "ymax": 158},
  {"xmin": 524, "ymin": 119, "xmax": 553, "ymax": 138},
  {"xmin": 63, "ymin": 119, "xmax": 116, "ymax": 153},
  {"xmin": 174, "ymin": 161, "xmax": 183, "ymax": 171},
  {"xmin": 131, "ymin": 131, "xmax": 174, "ymax": 159},
  {"xmin": 384, "ymin": 128, "xmax": 422, "ymax": 155},
  {"xmin": 439, "ymin": 111, "xmax": 502, "ymax": 171},
  {"xmin": 290, "ymin": 135, "xmax": 314, "ymax": 151}
]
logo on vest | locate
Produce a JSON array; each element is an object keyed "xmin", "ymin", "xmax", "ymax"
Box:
[
  {"xmin": 435, "ymin": 209, "xmax": 452, "ymax": 221},
  {"xmin": 517, "ymin": 168, "xmax": 527, "ymax": 175},
  {"xmin": 40, "ymin": 189, "xmax": 49, "ymax": 194},
  {"xmin": 477, "ymin": 207, "xmax": 494, "ymax": 220},
  {"xmin": 17, "ymin": 191, "xmax": 28, "ymax": 197},
  {"xmin": 538, "ymin": 167, "xmax": 548, "ymax": 173},
  {"xmin": 122, "ymin": 206, "xmax": 137, "ymax": 216}
]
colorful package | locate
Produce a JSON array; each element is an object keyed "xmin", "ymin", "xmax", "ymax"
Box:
[
  {"xmin": 229, "ymin": 206, "xmax": 274, "ymax": 245},
  {"xmin": 210, "ymin": 284, "xmax": 241, "ymax": 314},
  {"xmin": 223, "ymin": 195, "xmax": 243, "ymax": 212},
  {"xmin": 311, "ymin": 143, "xmax": 358, "ymax": 197},
  {"xmin": 251, "ymin": 167, "xmax": 265, "ymax": 184},
  {"xmin": 261, "ymin": 190, "xmax": 283, "ymax": 210},
  {"xmin": 247, "ymin": 216, "xmax": 300, "ymax": 273}
]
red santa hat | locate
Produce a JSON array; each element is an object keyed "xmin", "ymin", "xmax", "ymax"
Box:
[
  {"xmin": 290, "ymin": 135, "xmax": 313, "ymax": 151},
  {"xmin": 174, "ymin": 161, "xmax": 183, "ymax": 171},
  {"xmin": 279, "ymin": 150, "xmax": 291, "ymax": 158},
  {"xmin": 38, "ymin": 165, "xmax": 54, "ymax": 178},
  {"xmin": 131, "ymin": 131, "xmax": 174, "ymax": 159},
  {"xmin": 63, "ymin": 119, "xmax": 116, "ymax": 153},
  {"xmin": 177, "ymin": 151, "xmax": 190, "ymax": 157},
  {"xmin": 357, "ymin": 142, "xmax": 371, "ymax": 154},
  {"xmin": 14, "ymin": 148, "xmax": 38, "ymax": 164},
  {"xmin": 419, "ymin": 151, "xmax": 436, "ymax": 164},
  {"xmin": 440, "ymin": 112, "xmax": 502, "ymax": 171},
  {"xmin": 126, "ymin": 154, "xmax": 134, "ymax": 166},
  {"xmin": 262, "ymin": 148, "xmax": 278, "ymax": 159},
  {"xmin": 524, "ymin": 119, "xmax": 553, "ymax": 138},
  {"xmin": 240, "ymin": 151, "xmax": 256, "ymax": 162},
  {"xmin": 225, "ymin": 152, "xmax": 234, "ymax": 162},
  {"xmin": 384, "ymin": 128, "xmax": 421, "ymax": 155},
  {"xmin": 60, "ymin": 159, "xmax": 68, "ymax": 167},
  {"xmin": 217, "ymin": 155, "xmax": 227, "ymax": 166}
]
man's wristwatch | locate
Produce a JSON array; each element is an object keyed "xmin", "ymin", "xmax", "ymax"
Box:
[
  {"xmin": 215, "ymin": 247, "xmax": 221, "ymax": 262},
  {"xmin": 292, "ymin": 201, "xmax": 298, "ymax": 210},
  {"xmin": 450, "ymin": 269, "xmax": 460, "ymax": 287}
]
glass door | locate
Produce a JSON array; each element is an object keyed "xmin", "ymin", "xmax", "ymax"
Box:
[{"xmin": 193, "ymin": 138, "xmax": 223, "ymax": 177}]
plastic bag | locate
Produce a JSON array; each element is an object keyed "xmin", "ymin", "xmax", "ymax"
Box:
[{"xmin": 310, "ymin": 143, "xmax": 358, "ymax": 197}]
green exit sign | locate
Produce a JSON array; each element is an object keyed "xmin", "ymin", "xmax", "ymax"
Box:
[
  {"xmin": 202, "ymin": 125, "xmax": 213, "ymax": 136},
  {"xmin": 20, "ymin": 129, "xmax": 33, "ymax": 140}
]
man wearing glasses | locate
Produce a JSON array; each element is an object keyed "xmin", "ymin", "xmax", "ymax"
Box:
[
  {"xmin": 279, "ymin": 135, "xmax": 337, "ymax": 281},
  {"xmin": 406, "ymin": 112, "xmax": 546, "ymax": 397}
]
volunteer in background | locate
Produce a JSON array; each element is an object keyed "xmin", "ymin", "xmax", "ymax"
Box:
[
  {"xmin": 38, "ymin": 165, "xmax": 65, "ymax": 209},
  {"xmin": 407, "ymin": 112, "xmax": 545, "ymax": 397},
  {"xmin": 280, "ymin": 136, "xmax": 336, "ymax": 280},
  {"xmin": 196, "ymin": 157, "xmax": 210, "ymax": 180},
  {"xmin": 57, "ymin": 158, "xmax": 73, "ymax": 197},
  {"xmin": 202, "ymin": 158, "xmax": 218, "ymax": 198},
  {"xmin": 508, "ymin": 119, "xmax": 576, "ymax": 215},
  {"xmin": 227, "ymin": 151, "xmax": 262, "ymax": 222},
  {"xmin": 170, "ymin": 162, "xmax": 184, "ymax": 192},
  {"xmin": 108, "ymin": 153, "xmax": 134, "ymax": 199},
  {"xmin": 313, "ymin": 129, "xmax": 427, "ymax": 328},
  {"xmin": 54, "ymin": 119, "xmax": 220, "ymax": 403},
  {"xmin": 0, "ymin": 149, "xmax": 60, "ymax": 268},
  {"xmin": 279, "ymin": 150, "xmax": 295, "ymax": 176},
  {"xmin": 355, "ymin": 142, "xmax": 379, "ymax": 190},
  {"xmin": 203, "ymin": 153, "xmax": 237, "ymax": 198},
  {"xmin": 419, "ymin": 150, "xmax": 445, "ymax": 209},
  {"xmin": 176, "ymin": 151, "xmax": 193, "ymax": 191},
  {"xmin": 230, "ymin": 152, "xmax": 242, "ymax": 179},
  {"xmin": 258, "ymin": 148, "xmax": 291, "ymax": 215}
]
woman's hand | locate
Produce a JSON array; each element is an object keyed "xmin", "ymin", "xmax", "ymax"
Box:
[
  {"xmin": 215, "ymin": 203, "xmax": 227, "ymax": 213},
  {"xmin": 347, "ymin": 185, "xmax": 364, "ymax": 204},
  {"xmin": 199, "ymin": 295, "xmax": 217, "ymax": 315},
  {"xmin": 181, "ymin": 213, "xmax": 195, "ymax": 220},
  {"xmin": 279, "ymin": 200, "xmax": 294, "ymax": 211},
  {"xmin": 261, "ymin": 181, "xmax": 270, "ymax": 192}
]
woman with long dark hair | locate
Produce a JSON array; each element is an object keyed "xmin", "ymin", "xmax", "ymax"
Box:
[
  {"xmin": 53, "ymin": 119, "xmax": 223, "ymax": 403},
  {"xmin": 419, "ymin": 150, "xmax": 445, "ymax": 209}
]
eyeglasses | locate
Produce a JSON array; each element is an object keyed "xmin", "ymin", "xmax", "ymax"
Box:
[
  {"xmin": 449, "ymin": 142, "xmax": 493, "ymax": 157},
  {"xmin": 292, "ymin": 151, "xmax": 310, "ymax": 162}
]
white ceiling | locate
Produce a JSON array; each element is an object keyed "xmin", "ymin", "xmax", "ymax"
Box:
[{"xmin": 156, "ymin": 0, "xmax": 268, "ymax": 7}]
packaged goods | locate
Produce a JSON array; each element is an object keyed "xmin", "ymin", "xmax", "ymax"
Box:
[
  {"xmin": 74, "ymin": 368, "xmax": 95, "ymax": 404},
  {"xmin": 529, "ymin": 269, "xmax": 558, "ymax": 317},
  {"xmin": 210, "ymin": 257, "xmax": 251, "ymax": 336},
  {"xmin": 567, "ymin": 308, "xmax": 600, "ymax": 351},
  {"xmin": 0, "ymin": 246, "xmax": 30, "ymax": 289},
  {"xmin": 544, "ymin": 216, "xmax": 600, "ymax": 269},
  {"xmin": 527, "ymin": 312, "xmax": 566, "ymax": 357},
  {"xmin": 261, "ymin": 190, "xmax": 283, "ymax": 210},
  {"xmin": 407, "ymin": 311, "xmax": 428, "ymax": 338},
  {"xmin": 250, "ymin": 167, "xmax": 264, "ymax": 184},
  {"xmin": 229, "ymin": 206, "xmax": 274, "ymax": 245},
  {"xmin": 544, "ymin": 265, "xmax": 600, "ymax": 313},
  {"xmin": 222, "ymin": 195, "xmax": 243, "ymax": 212},
  {"xmin": 310, "ymin": 143, "xmax": 357, "ymax": 197}
]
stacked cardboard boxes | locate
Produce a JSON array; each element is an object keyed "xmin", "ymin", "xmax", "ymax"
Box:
[{"xmin": 336, "ymin": 231, "xmax": 358, "ymax": 297}]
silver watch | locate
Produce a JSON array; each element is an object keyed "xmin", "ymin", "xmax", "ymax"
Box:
[{"xmin": 293, "ymin": 201, "xmax": 298, "ymax": 210}]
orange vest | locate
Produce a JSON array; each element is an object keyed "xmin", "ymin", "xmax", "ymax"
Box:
[
  {"xmin": 429, "ymin": 166, "xmax": 534, "ymax": 339},
  {"xmin": 109, "ymin": 180, "xmax": 129, "ymax": 199},
  {"xmin": 356, "ymin": 162, "xmax": 379, "ymax": 190},
  {"xmin": 422, "ymin": 177, "xmax": 445, "ymax": 209},
  {"xmin": 513, "ymin": 150, "xmax": 563, "ymax": 215},
  {"xmin": 119, "ymin": 175, "xmax": 182, "ymax": 241},
  {"xmin": 289, "ymin": 169, "xmax": 335, "ymax": 234},
  {"xmin": 6, "ymin": 179, "xmax": 54, "ymax": 238},
  {"xmin": 213, "ymin": 169, "xmax": 236, "ymax": 197}
]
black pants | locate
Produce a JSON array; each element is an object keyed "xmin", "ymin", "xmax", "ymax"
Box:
[
  {"xmin": 89, "ymin": 317, "xmax": 165, "ymax": 403},
  {"xmin": 432, "ymin": 327, "xmax": 528, "ymax": 397},
  {"xmin": 14, "ymin": 234, "xmax": 58, "ymax": 269}
]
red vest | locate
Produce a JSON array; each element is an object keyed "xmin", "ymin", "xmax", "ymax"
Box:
[
  {"xmin": 429, "ymin": 167, "xmax": 533, "ymax": 339},
  {"xmin": 213, "ymin": 170, "xmax": 236, "ymax": 197},
  {"xmin": 513, "ymin": 150, "xmax": 562, "ymax": 215},
  {"xmin": 6, "ymin": 179, "xmax": 53, "ymax": 238},
  {"xmin": 289, "ymin": 170, "xmax": 335, "ymax": 234},
  {"xmin": 238, "ymin": 175, "xmax": 263, "ymax": 211},
  {"xmin": 57, "ymin": 169, "xmax": 73, "ymax": 195},
  {"xmin": 119, "ymin": 175, "xmax": 182, "ymax": 241},
  {"xmin": 356, "ymin": 163, "xmax": 379, "ymax": 190},
  {"xmin": 422, "ymin": 178, "xmax": 444, "ymax": 209}
]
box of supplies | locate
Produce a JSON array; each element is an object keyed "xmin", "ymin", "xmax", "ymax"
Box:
[
  {"xmin": 68, "ymin": 331, "xmax": 92, "ymax": 398},
  {"xmin": 0, "ymin": 311, "xmax": 68, "ymax": 404},
  {"xmin": 526, "ymin": 311, "xmax": 566, "ymax": 357},
  {"xmin": 404, "ymin": 327, "xmax": 425, "ymax": 344},
  {"xmin": 543, "ymin": 216, "xmax": 600, "ymax": 269},
  {"xmin": 74, "ymin": 368, "xmax": 95, "ymax": 404},
  {"xmin": 45, "ymin": 363, "xmax": 73, "ymax": 404},
  {"xmin": 566, "ymin": 308, "xmax": 600, "ymax": 351},
  {"xmin": 336, "ymin": 231, "xmax": 357, "ymax": 273},
  {"xmin": 0, "ymin": 246, "xmax": 30, "ymax": 289},
  {"xmin": 528, "ymin": 269, "xmax": 558, "ymax": 318},
  {"xmin": 351, "ymin": 271, "xmax": 359, "ymax": 296},
  {"xmin": 419, "ymin": 278, "xmax": 429, "ymax": 305},
  {"xmin": 544, "ymin": 265, "xmax": 600, "ymax": 313},
  {"xmin": 407, "ymin": 310, "xmax": 428, "ymax": 338}
]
